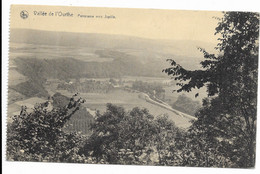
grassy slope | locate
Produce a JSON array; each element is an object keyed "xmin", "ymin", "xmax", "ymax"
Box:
[{"xmin": 58, "ymin": 89, "xmax": 192, "ymax": 128}]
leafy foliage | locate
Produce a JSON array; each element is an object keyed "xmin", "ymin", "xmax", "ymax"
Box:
[
  {"xmin": 81, "ymin": 104, "xmax": 184, "ymax": 165},
  {"xmin": 171, "ymin": 94, "xmax": 201, "ymax": 115},
  {"xmin": 7, "ymin": 98, "xmax": 185, "ymax": 165},
  {"xmin": 163, "ymin": 12, "xmax": 259, "ymax": 168},
  {"xmin": 6, "ymin": 94, "xmax": 88, "ymax": 162}
]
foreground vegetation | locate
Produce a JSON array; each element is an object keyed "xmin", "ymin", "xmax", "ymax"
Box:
[
  {"xmin": 6, "ymin": 96, "xmax": 231, "ymax": 166},
  {"xmin": 7, "ymin": 12, "xmax": 259, "ymax": 168},
  {"xmin": 163, "ymin": 11, "xmax": 259, "ymax": 167}
]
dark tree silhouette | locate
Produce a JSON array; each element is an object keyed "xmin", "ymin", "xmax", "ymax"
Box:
[{"xmin": 163, "ymin": 12, "xmax": 259, "ymax": 167}]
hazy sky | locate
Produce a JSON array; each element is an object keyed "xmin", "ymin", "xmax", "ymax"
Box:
[{"xmin": 11, "ymin": 5, "xmax": 223, "ymax": 44}]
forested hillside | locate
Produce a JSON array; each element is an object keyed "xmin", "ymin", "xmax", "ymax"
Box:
[{"xmin": 14, "ymin": 56, "xmax": 166, "ymax": 80}]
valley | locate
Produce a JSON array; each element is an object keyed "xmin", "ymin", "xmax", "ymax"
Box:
[{"xmin": 7, "ymin": 29, "xmax": 212, "ymax": 133}]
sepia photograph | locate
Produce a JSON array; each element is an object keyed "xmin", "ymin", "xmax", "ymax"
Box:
[{"xmin": 5, "ymin": 4, "xmax": 259, "ymax": 169}]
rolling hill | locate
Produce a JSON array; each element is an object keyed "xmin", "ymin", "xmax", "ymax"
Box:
[
  {"xmin": 8, "ymin": 28, "xmax": 212, "ymax": 107},
  {"xmin": 10, "ymin": 28, "xmax": 217, "ymax": 68}
]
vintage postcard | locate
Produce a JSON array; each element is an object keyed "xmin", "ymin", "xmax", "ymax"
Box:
[{"xmin": 7, "ymin": 5, "xmax": 259, "ymax": 168}]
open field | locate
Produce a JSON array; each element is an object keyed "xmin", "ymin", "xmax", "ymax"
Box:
[
  {"xmin": 8, "ymin": 68, "xmax": 28, "ymax": 86},
  {"xmin": 8, "ymin": 74, "xmax": 199, "ymax": 128},
  {"xmin": 57, "ymin": 89, "xmax": 192, "ymax": 128},
  {"xmin": 8, "ymin": 38, "xmax": 208, "ymax": 130},
  {"xmin": 7, "ymin": 97, "xmax": 46, "ymax": 122},
  {"xmin": 9, "ymin": 42, "xmax": 113, "ymax": 62}
]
